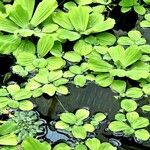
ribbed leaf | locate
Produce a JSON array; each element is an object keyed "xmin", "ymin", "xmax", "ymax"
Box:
[
  {"xmin": 0, "ymin": 17, "xmax": 19, "ymax": 33},
  {"xmin": 52, "ymin": 12, "xmax": 74, "ymax": 30},
  {"xmin": 37, "ymin": 35, "xmax": 54, "ymax": 57},
  {"xmin": 88, "ymin": 58, "xmax": 113, "ymax": 72},
  {"xmin": 0, "ymin": 35, "xmax": 21, "ymax": 54},
  {"xmin": 9, "ymin": 5, "xmax": 29, "ymax": 28},
  {"xmin": 13, "ymin": 0, "xmax": 35, "ymax": 20},
  {"xmin": 69, "ymin": 6, "xmax": 89, "ymax": 32},
  {"xmin": 30, "ymin": 0, "xmax": 58, "ymax": 27}
]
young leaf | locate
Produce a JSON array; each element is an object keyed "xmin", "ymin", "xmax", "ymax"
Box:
[
  {"xmin": 63, "ymin": 51, "xmax": 82, "ymax": 62},
  {"xmin": 75, "ymin": 109, "xmax": 90, "ymax": 121},
  {"xmin": 42, "ymin": 84, "xmax": 56, "ymax": 96},
  {"xmin": 135, "ymin": 129, "xmax": 150, "ymax": 141},
  {"xmin": 85, "ymin": 138, "xmax": 100, "ymax": 150},
  {"xmin": 56, "ymin": 86, "xmax": 69, "ymax": 95},
  {"xmin": 37, "ymin": 35, "xmax": 54, "ymax": 57},
  {"xmin": 74, "ymin": 39, "xmax": 93, "ymax": 56},
  {"xmin": 53, "ymin": 143, "xmax": 71, "ymax": 150},
  {"xmin": 72, "ymin": 126, "xmax": 87, "ymax": 139},
  {"xmin": 111, "ymin": 80, "xmax": 126, "ymax": 94},
  {"xmin": 121, "ymin": 99, "xmax": 137, "ymax": 112},
  {"xmin": 126, "ymin": 111, "xmax": 139, "ymax": 124},
  {"xmin": 74, "ymin": 75, "xmax": 86, "ymax": 87},
  {"xmin": 60, "ymin": 113, "xmax": 76, "ymax": 125},
  {"xmin": 30, "ymin": 0, "xmax": 58, "ymax": 27},
  {"xmin": 19, "ymin": 100, "xmax": 34, "ymax": 111}
]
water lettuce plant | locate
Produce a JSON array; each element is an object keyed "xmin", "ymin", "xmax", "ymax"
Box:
[
  {"xmin": 55, "ymin": 108, "xmax": 106, "ymax": 139},
  {"xmin": 0, "ymin": 0, "xmax": 150, "ymax": 149}
]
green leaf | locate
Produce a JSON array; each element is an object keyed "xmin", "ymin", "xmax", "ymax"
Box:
[
  {"xmin": 42, "ymin": 84, "xmax": 56, "ymax": 96},
  {"xmin": 19, "ymin": 100, "xmax": 34, "ymax": 111},
  {"xmin": 143, "ymin": 0, "xmax": 150, "ymax": 4},
  {"xmin": 42, "ymin": 23, "xmax": 59, "ymax": 34},
  {"xmin": 140, "ymin": 20, "xmax": 150, "ymax": 27},
  {"xmin": 0, "ymin": 134, "xmax": 18, "ymax": 146},
  {"xmin": 22, "ymin": 137, "xmax": 51, "ymax": 150},
  {"xmin": 85, "ymin": 138, "xmax": 100, "ymax": 150},
  {"xmin": 0, "ymin": 97, "xmax": 10, "ymax": 108},
  {"xmin": 126, "ymin": 111, "xmax": 139, "ymax": 124},
  {"xmin": 125, "ymin": 87, "xmax": 143, "ymax": 98},
  {"xmin": 135, "ymin": 129, "xmax": 150, "ymax": 141},
  {"xmin": 99, "ymin": 142, "xmax": 117, "ymax": 150},
  {"xmin": 53, "ymin": 143, "xmax": 71, "ymax": 150},
  {"xmin": 56, "ymin": 86, "xmax": 69, "ymax": 95},
  {"xmin": 47, "ymin": 57, "xmax": 66, "ymax": 71},
  {"xmin": 57, "ymin": 29, "xmax": 81, "ymax": 41},
  {"xmin": 33, "ymin": 68, "xmax": 49, "ymax": 84},
  {"xmin": 63, "ymin": 51, "xmax": 82, "ymax": 62},
  {"xmin": 13, "ymin": 40, "xmax": 36, "ymax": 56},
  {"xmin": 0, "ymin": 89, "xmax": 8, "ymax": 96},
  {"xmin": 141, "ymin": 105, "xmax": 150, "ymax": 112},
  {"xmin": 0, "ymin": 17, "xmax": 19, "ymax": 33},
  {"xmin": 9, "ymin": 5, "xmax": 29, "ymax": 28},
  {"xmin": 52, "ymin": 12, "xmax": 74, "ymax": 30},
  {"xmin": 0, "ymin": 35, "xmax": 21, "ymax": 54},
  {"xmin": 69, "ymin": 65, "xmax": 82, "ymax": 75},
  {"xmin": 0, "ymin": 121, "xmax": 17, "ymax": 135},
  {"xmin": 74, "ymin": 40, "xmax": 92, "ymax": 56},
  {"xmin": 95, "ymin": 32, "xmax": 116, "ymax": 46},
  {"xmin": 30, "ymin": 0, "xmax": 58, "ymax": 27},
  {"xmin": 83, "ymin": 124, "xmax": 95, "ymax": 132},
  {"xmin": 134, "ymin": 5, "xmax": 146, "ymax": 15},
  {"xmin": 55, "ymin": 121, "xmax": 70, "ymax": 130},
  {"xmin": 72, "ymin": 126, "xmax": 87, "ymax": 139},
  {"xmin": 142, "ymin": 84, "xmax": 150, "ymax": 95},
  {"xmin": 88, "ymin": 58, "xmax": 113, "ymax": 72},
  {"xmin": 115, "ymin": 113, "xmax": 126, "ymax": 122},
  {"xmin": 91, "ymin": 113, "xmax": 106, "ymax": 126},
  {"xmin": 131, "ymin": 117, "xmax": 149, "ymax": 129},
  {"xmin": 60, "ymin": 113, "xmax": 76, "ymax": 125},
  {"xmin": 12, "ymin": 89, "xmax": 32, "ymax": 101},
  {"xmin": 121, "ymin": 99, "xmax": 137, "ymax": 112},
  {"xmin": 122, "ymin": 46, "xmax": 141, "ymax": 68},
  {"xmin": 49, "ymin": 70, "xmax": 63, "ymax": 82},
  {"xmin": 33, "ymin": 58, "xmax": 47, "ymax": 69},
  {"xmin": 117, "ymin": 37, "xmax": 134, "ymax": 45},
  {"xmin": 75, "ymin": 108, "xmax": 90, "ymax": 121},
  {"xmin": 7, "ymin": 84, "xmax": 20, "ymax": 95},
  {"xmin": 95, "ymin": 73, "xmax": 114, "ymax": 87},
  {"xmin": 69, "ymin": 6, "xmax": 89, "ymax": 32},
  {"xmin": 37, "ymin": 35, "xmax": 54, "ymax": 57},
  {"xmin": 74, "ymin": 75, "xmax": 86, "ymax": 87},
  {"xmin": 75, "ymin": 144, "xmax": 87, "ymax": 150},
  {"xmin": 13, "ymin": 0, "xmax": 35, "ymax": 20},
  {"xmin": 111, "ymin": 80, "xmax": 126, "ymax": 94},
  {"xmin": 108, "ymin": 121, "xmax": 130, "ymax": 132},
  {"xmin": 16, "ymin": 52, "xmax": 36, "ymax": 66},
  {"xmin": 54, "ymin": 78, "xmax": 69, "ymax": 87}
]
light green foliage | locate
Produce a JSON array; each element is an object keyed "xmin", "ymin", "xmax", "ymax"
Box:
[
  {"xmin": 140, "ymin": 14, "xmax": 150, "ymax": 27},
  {"xmin": 55, "ymin": 108, "xmax": 106, "ymax": 139},
  {"xmin": 0, "ymin": 84, "xmax": 33, "ymax": 111},
  {"xmin": 119, "ymin": 0, "xmax": 146, "ymax": 15},
  {"xmin": 109, "ymin": 111, "xmax": 150, "ymax": 141}
]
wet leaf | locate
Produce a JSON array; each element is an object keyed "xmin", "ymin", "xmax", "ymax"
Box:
[
  {"xmin": 19, "ymin": 100, "xmax": 34, "ymax": 111},
  {"xmin": 60, "ymin": 113, "xmax": 76, "ymax": 125},
  {"xmin": 135, "ymin": 129, "xmax": 150, "ymax": 141},
  {"xmin": 72, "ymin": 126, "xmax": 87, "ymax": 139},
  {"xmin": 75, "ymin": 109, "xmax": 90, "ymax": 121}
]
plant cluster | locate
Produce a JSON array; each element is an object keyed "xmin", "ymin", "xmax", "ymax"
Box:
[{"xmin": 0, "ymin": 0, "xmax": 150, "ymax": 149}]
